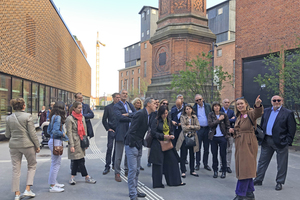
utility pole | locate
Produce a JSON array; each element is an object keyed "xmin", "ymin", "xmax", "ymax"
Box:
[{"xmin": 96, "ymin": 31, "xmax": 105, "ymax": 104}]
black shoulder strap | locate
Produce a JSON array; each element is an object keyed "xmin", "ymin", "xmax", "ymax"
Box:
[{"xmin": 247, "ymin": 115, "xmax": 256, "ymax": 131}]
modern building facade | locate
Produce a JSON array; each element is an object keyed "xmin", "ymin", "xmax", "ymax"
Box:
[
  {"xmin": 0, "ymin": 0, "xmax": 92, "ymax": 132},
  {"xmin": 119, "ymin": 6, "xmax": 158, "ymax": 99},
  {"xmin": 235, "ymin": 0, "xmax": 300, "ymax": 107}
]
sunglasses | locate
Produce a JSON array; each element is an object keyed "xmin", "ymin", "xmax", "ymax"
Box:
[
  {"xmin": 235, "ymin": 96, "xmax": 244, "ymax": 101},
  {"xmin": 196, "ymin": 99, "xmax": 202, "ymax": 102},
  {"xmin": 162, "ymin": 103, "xmax": 169, "ymax": 105},
  {"xmin": 272, "ymin": 99, "xmax": 281, "ymax": 102}
]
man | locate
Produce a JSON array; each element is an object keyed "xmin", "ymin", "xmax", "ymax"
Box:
[
  {"xmin": 254, "ymin": 95, "xmax": 296, "ymax": 191},
  {"xmin": 171, "ymin": 94, "xmax": 187, "ymax": 109},
  {"xmin": 171, "ymin": 99, "xmax": 184, "ymax": 146},
  {"xmin": 124, "ymin": 97, "xmax": 156, "ymax": 200},
  {"xmin": 113, "ymin": 90, "xmax": 136, "ymax": 182},
  {"xmin": 74, "ymin": 92, "xmax": 95, "ymax": 138},
  {"xmin": 102, "ymin": 93, "xmax": 120, "ymax": 175},
  {"xmin": 193, "ymin": 94, "xmax": 212, "ymax": 171},
  {"xmin": 220, "ymin": 98, "xmax": 236, "ymax": 173},
  {"xmin": 154, "ymin": 99, "xmax": 159, "ymax": 110}
]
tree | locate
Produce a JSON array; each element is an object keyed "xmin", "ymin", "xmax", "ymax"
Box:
[{"xmin": 169, "ymin": 52, "xmax": 232, "ymax": 103}]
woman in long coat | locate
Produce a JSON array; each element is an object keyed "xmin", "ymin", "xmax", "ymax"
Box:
[
  {"xmin": 176, "ymin": 104, "xmax": 200, "ymax": 178},
  {"xmin": 148, "ymin": 106, "xmax": 185, "ymax": 188},
  {"xmin": 66, "ymin": 102, "xmax": 96, "ymax": 185},
  {"xmin": 230, "ymin": 96, "xmax": 263, "ymax": 200}
]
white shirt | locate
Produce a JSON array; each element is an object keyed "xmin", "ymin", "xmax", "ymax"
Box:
[
  {"xmin": 214, "ymin": 115, "xmax": 223, "ymax": 137},
  {"xmin": 197, "ymin": 104, "xmax": 208, "ymax": 126}
]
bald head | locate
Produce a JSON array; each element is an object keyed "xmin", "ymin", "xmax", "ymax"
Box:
[
  {"xmin": 222, "ymin": 98, "xmax": 230, "ymax": 110},
  {"xmin": 176, "ymin": 99, "xmax": 183, "ymax": 109}
]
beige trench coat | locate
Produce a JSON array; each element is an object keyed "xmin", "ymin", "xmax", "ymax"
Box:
[
  {"xmin": 66, "ymin": 115, "xmax": 88, "ymax": 160},
  {"xmin": 176, "ymin": 114, "xmax": 200, "ymax": 152},
  {"xmin": 233, "ymin": 106, "xmax": 263, "ymax": 180}
]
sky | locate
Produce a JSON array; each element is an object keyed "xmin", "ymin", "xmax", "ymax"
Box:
[{"xmin": 52, "ymin": 0, "xmax": 225, "ymax": 97}]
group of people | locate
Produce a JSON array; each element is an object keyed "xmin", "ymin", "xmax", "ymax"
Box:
[{"xmin": 5, "ymin": 90, "xmax": 296, "ymax": 200}]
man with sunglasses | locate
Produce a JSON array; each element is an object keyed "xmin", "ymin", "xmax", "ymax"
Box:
[
  {"xmin": 254, "ymin": 95, "xmax": 296, "ymax": 191},
  {"xmin": 193, "ymin": 94, "xmax": 212, "ymax": 171}
]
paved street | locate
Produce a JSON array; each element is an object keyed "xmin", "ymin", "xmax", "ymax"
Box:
[{"xmin": 0, "ymin": 111, "xmax": 299, "ymax": 200}]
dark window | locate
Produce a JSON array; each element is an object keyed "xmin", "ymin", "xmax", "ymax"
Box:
[
  {"xmin": 23, "ymin": 80, "xmax": 32, "ymax": 113},
  {"xmin": 0, "ymin": 74, "xmax": 11, "ymax": 132},
  {"xmin": 159, "ymin": 52, "xmax": 166, "ymax": 66}
]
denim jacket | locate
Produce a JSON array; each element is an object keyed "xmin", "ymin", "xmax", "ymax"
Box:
[{"xmin": 47, "ymin": 115, "xmax": 69, "ymax": 141}]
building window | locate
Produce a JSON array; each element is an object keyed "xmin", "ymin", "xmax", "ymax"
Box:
[
  {"xmin": 233, "ymin": 60, "xmax": 235, "ymax": 88},
  {"xmin": 142, "ymin": 12, "xmax": 144, "ymax": 18},
  {"xmin": 121, "ymin": 80, "xmax": 123, "ymax": 89},
  {"xmin": 132, "ymin": 70, "xmax": 134, "ymax": 75},
  {"xmin": 152, "ymin": 9, "xmax": 156, "ymax": 14},
  {"xmin": 126, "ymin": 80, "xmax": 129, "ymax": 91},
  {"xmin": 217, "ymin": 49, "xmax": 222, "ymax": 57},
  {"xmin": 142, "ymin": 32, "xmax": 144, "ymax": 37},
  {"xmin": 144, "ymin": 43, "xmax": 147, "ymax": 49},
  {"xmin": 132, "ymin": 45, "xmax": 134, "ymax": 49},
  {"xmin": 126, "ymin": 71, "xmax": 128, "ymax": 76},
  {"xmin": 138, "ymin": 77, "xmax": 140, "ymax": 94},
  {"xmin": 126, "ymin": 48, "xmax": 129, "ymax": 51},
  {"xmin": 147, "ymin": 10, "xmax": 150, "ymax": 15},
  {"xmin": 132, "ymin": 78, "xmax": 134, "ymax": 91},
  {"xmin": 218, "ymin": 8, "xmax": 223, "ymax": 15},
  {"xmin": 147, "ymin": 30, "xmax": 149, "ymax": 35},
  {"xmin": 144, "ymin": 61, "xmax": 147, "ymax": 77},
  {"xmin": 138, "ymin": 43, "xmax": 140, "ymax": 46},
  {"xmin": 121, "ymin": 72, "xmax": 123, "ymax": 77},
  {"xmin": 138, "ymin": 69, "xmax": 140, "ymax": 73}
]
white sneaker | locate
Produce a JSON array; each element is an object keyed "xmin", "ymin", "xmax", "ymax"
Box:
[
  {"xmin": 69, "ymin": 178, "xmax": 76, "ymax": 185},
  {"xmin": 55, "ymin": 183, "xmax": 65, "ymax": 188},
  {"xmin": 49, "ymin": 185, "xmax": 64, "ymax": 193},
  {"xmin": 85, "ymin": 176, "xmax": 96, "ymax": 184},
  {"xmin": 14, "ymin": 195, "xmax": 20, "ymax": 200},
  {"xmin": 23, "ymin": 189, "xmax": 35, "ymax": 197}
]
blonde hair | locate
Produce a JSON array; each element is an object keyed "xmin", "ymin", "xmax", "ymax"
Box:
[
  {"xmin": 10, "ymin": 98, "xmax": 25, "ymax": 110},
  {"xmin": 132, "ymin": 98, "xmax": 143, "ymax": 110}
]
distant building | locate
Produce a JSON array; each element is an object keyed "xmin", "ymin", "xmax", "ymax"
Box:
[{"xmin": 119, "ymin": 6, "xmax": 158, "ymax": 100}]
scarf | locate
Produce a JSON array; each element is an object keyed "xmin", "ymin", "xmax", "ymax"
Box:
[{"xmin": 72, "ymin": 111, "xmax": 85, "ymax": 140}]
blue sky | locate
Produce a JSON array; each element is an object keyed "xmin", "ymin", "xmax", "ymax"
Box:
[{"xmin": 52, "ymin": 0, "xmax": 225, "ymax": 96}]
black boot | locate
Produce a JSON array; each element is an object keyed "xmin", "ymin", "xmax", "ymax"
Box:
[
  {"xmin": 220, "ymin": 172, "xmax": 226, "ymax": 179},
  {"xmin": 213, "ymin": 171, "xmax": 218, "ymax": 178},
  {"xmin": 246, "ymin": 192, "xmax": 255, "ymax": 200},
  {"xmin": 233, "ymin": 195, "xmax": 248, "ymax": 200}
]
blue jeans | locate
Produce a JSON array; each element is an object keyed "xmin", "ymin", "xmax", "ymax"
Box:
[{"xmin": 125, "ymin": 145, "xmax": 142, "ymax": 199}]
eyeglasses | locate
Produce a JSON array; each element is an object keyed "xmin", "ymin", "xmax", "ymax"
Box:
[
  {"xmin": 196, "ymin": 99, "xmax": 202, "ymax": 102},
  {"xmin": 162, "ymin": 103, "xmax": 169, "ymax": 106},
  {"xmin": 272, "ymin": 99, "xmax": 281, "ymax": 102},
  {"xmin": 235, "ymin": 96, "xmax": 244, "ymax": 101}
]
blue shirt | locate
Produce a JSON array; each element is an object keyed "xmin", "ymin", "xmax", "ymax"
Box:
[
  {"xmin": 222, "ymin": 107, "xmax": 228, "ymax": 115},
  {"xmin": 266, "ymin": 106, "xmax": 282, "ymax": 136},
  {"xmin": 197, "ymin": 104, "xmax": 208, "ymax": 127}
]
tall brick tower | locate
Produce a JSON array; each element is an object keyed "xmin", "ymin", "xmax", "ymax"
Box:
[{"xmin": 146, "ymin": 0, "xmax": 215, "ymax": 102}]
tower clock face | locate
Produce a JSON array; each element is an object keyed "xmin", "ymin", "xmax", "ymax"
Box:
[{"xmin": 155, "ymin": 46, "xmax": 170, "ymax": 73}]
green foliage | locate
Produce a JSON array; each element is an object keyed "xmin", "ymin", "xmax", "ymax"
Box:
[{"xmin": 169, "ymin": 52, "xmax": 232, "ymax": 103}]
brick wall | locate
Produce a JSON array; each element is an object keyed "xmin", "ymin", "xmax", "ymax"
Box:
[
  {"xmin": 235, "ymin": 0, "xmax": 300, "ymax": 98},
  {"xmin": 0, "ymin": 0, "xmax": 91, "ymax": 97}
]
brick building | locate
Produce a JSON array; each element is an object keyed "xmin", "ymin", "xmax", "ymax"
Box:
[
  {"xmin": 0, "ymin": 0, "xmax": 92, "ymax": 132},
  {"xmin": 235, "ymin": 0, "xmax": 300, "ymax": 106},
  {"xmin": 118, "ymin": 6, "xmax": 158, "ymax": 100}
]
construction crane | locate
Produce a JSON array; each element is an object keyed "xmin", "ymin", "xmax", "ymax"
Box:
[{"xmin": 96, "ymin": 31, "xmax": 105, "ymax": 99}]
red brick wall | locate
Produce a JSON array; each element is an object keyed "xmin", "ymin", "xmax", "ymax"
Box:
[
  {"xmin": 0, "ymin": 0, "xmax": 91, "ymax": 97},
  {"xmin": 214, "ymin": 41, "xmax": 235, "ymax": 102},
  {"xmin": 235, "ymin": 0, "xmax": 300, "ymax": 98}
]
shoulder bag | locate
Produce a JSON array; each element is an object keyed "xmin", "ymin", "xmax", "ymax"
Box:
[
  {"xmin": 80, "ymin": 135, "xmax": 89, "ymax": 148},
  {"xmin": 247, "ymin": 115, "xmax": 265, "ymax": 141},
  {"xmin": 50, "ymin": 115, "xmax": 63, "ymax": 155},
  {"xmin": 159, "ymin": 119, "xmax": 174, "ymax": 151},
  {"xmin": 185, "ymin": 133, "xmax": 196, "ymax": 147}
]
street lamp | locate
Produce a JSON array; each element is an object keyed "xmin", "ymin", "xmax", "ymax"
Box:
[{"xmin": 209, "ymin": 42, "xmax": 218, "ymax": 103}]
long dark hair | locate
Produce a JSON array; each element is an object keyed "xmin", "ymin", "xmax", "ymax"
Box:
[
  {"xmin": 49, "ymin": 101, "xmax": 66, "ymax": 125},
  {"xmin": 157, "ymin": 105, "xmax": 168, "ymax": 120},
  {"xmin": 182, "ymin": 104, "xmax": 195, "ymax": 115}
]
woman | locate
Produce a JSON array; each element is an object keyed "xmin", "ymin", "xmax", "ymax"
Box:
[
  {"xmin": 231, "ymin": 96, "xmax": 263, "ymax": 200},
  {"xmin": 132, "ymin": 97, "xmax": 143, "ymax": 111},
  {"xmin": 208, "ymin": 102, "xmax": 231, "ymax": 179},
  {"xmin": 47, "ymin": 101, "xmax": 69, "ymax": 193},
  {"xmin": 149, "ymin": 106, "xmax": 185, "ymax": 188},
  {"xmin": 5, "ymin": 98, "xmax": 40, "ymax": 200},
  {"xmin": 159, "ymin": 99, "xmax": 169, "ymax": 110},
  {"xmin": 38, "ymin": 105, "xmax": 47, "ymax": 127},
  {"xmin": 46, "ymin": 102, "xmax": 55, "ymax": 121},
  {"xmin": 66, "ymin": 102, "xmax": 96, "ymax": 185},
  {"xmin": 176, "ymin": 104, "xmax": 200, "ymax": 178}
]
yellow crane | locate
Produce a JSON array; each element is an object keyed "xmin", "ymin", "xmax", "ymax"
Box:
[{"xmin": 96, "ymin": 31, "xmax": 105, "ymax": 99}]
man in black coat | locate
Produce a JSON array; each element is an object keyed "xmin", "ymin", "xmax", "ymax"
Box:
[
  {"xmin": 170, "ymin": 99, "xmax": 184, "ymax": 147},
  {"xmin": 254, "ymin": 95, "xmax": 296, "ymax": 191},
  {"xmin": 113, "ymin": 90, "xmax": 136, "ymax": 182},
  {"xmin": 124, "ymin": 97, "xmax": 156, "ymax": 200},
  {"xmin": 193, "ymin": 94, "xmax": 212, "ymax": 171},
  {"xmin": 102, "ymin": 93, "xmax": 120, "ymax": 175}
]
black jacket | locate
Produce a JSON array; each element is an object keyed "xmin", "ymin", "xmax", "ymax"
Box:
[
  {"xmin": 124, "ymin": 108, "xmax": 151, "ymax": 150},
  {"xmin": 260, "ymin": 107, "xmax": 296, "ymax": 148},
  {"xmin": 102, "ymin": 102, "xmax": 117, "ymax": 131}
]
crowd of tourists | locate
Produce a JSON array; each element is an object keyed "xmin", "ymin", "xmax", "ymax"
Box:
[{"xmin": 5, "ymin": 90, "xmax": 296, "ymax": 200}]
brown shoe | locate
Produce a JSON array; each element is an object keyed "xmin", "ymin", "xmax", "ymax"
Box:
[{"xmin": 115, "ymin": 174, "xmax": 121, "ymax": 182}]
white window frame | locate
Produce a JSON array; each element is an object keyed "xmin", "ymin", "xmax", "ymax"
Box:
[{"xmin": 218, "ymin": 8, "xmax": 223, "ymax": 15}]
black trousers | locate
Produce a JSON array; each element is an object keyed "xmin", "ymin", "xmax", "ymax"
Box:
[
  {"xmin": 105, "ymin": 131, "xmax": 116, "ymax": 169},
  {"xmin": 211, "ymin": 136, "xmax": 227, "ymax": 172},
  {"xmin": 180, "ymin": 141, "xmax": 195, "ymax": 173},
  {"xmin": 172, "ymin": 127, "xmax": 182, "ymax": 147},
  {"xmin": 71, "ymin": 158, "xmax": 88, "ymax": 177},
  {"xmin": 196, "ymin": 126, "xmax": 210, "ymax": 166}
]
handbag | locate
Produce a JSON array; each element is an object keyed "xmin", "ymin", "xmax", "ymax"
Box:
[
  {"xmin": 247, "ymin": 115, "xmax": 265, "ymax": 141},
  {"xmin": 50, "ymin": 116, "xmax": 64, "ymax": 156},
  {"xmin": 160, "ymin": 140, "xmax": 173, "ymax": 151},
  {"xmin": 185, "ymin": 133, "xmax": 196, "ymax": 147},
  {"xmin": 80, "ymin": 135, "xmax": 90, "ymax": 148}
]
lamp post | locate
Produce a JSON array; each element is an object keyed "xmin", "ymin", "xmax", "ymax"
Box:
[{"xmin": 209, "ymin": 42, "xmax": 217, "ymax": 103}]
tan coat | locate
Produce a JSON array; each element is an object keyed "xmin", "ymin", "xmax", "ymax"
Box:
[
  {"xmin": 66, "ymin": 115, "xmax": 88, "ymax": 160},
  {"xmin": 233, "ymin": 106, "xmax": 263, "ymax": 180},
  {"xmin": 5, "ymin": 111, "xmax": 40, "ymax": 149},
  {"xmin": 176, "ymin": 114, "xmax": 200, "ymax": 152}
]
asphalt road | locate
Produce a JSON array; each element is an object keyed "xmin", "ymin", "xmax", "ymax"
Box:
[{"xmin": 0, "ymin": 110, "xmax": 299, "ymax": 200}]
